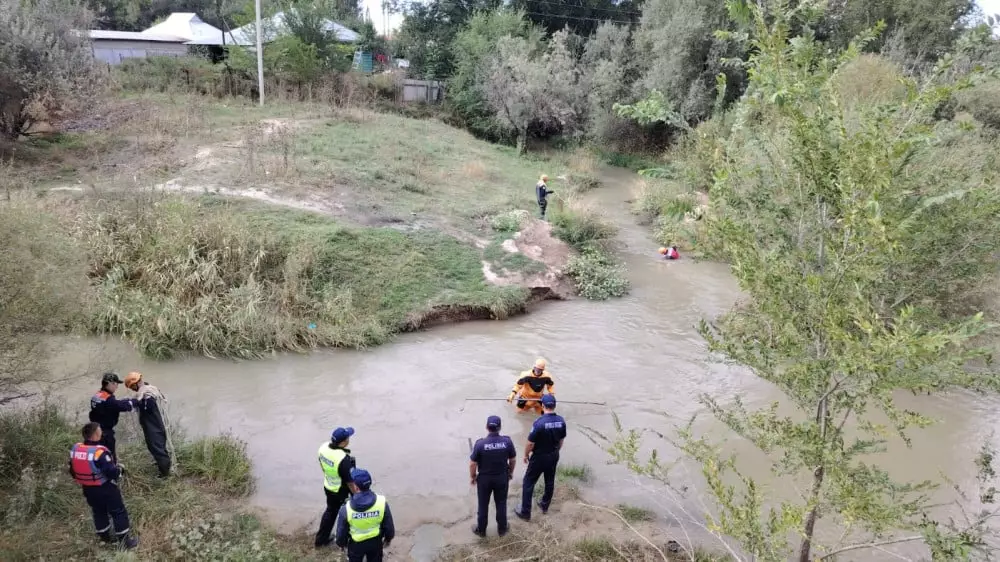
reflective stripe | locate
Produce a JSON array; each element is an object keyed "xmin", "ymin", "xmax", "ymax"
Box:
[
  {"xmin": 346, "ymin": 495, "xmax": 386, "ymax": 542},
  {"xmin": 317, "ymin": 445, "xmax": 347, "ymax": 492}
]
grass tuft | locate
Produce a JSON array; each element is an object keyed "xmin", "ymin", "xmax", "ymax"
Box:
[
  {"xmin": 175, "ymin": 435, "xmax": 254, "ymax": 496},
  {"xmin": 557, "ymin": 463, "xmax": 592, "ymax": 482},
  {"xmin": 616, "ymin": 503, "xmax": 656, "ymax": 523}
]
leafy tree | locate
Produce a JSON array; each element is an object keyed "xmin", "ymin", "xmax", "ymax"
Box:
[
  {"xmin": 632, "ymin": 0, "xmax": 744, "ymax": 124},
  {"xmin": 606, "ymin": 1, "xmax": 1000, "ymax": 560},
  {"xmin": 0, "ymin": 0, "xmax": 102, "ymax": 140},
  {"xmin": 449, "ymin": 8, "xmax": 541, "ymax": 142},
  {"xmin": 509, "ymin": 0, "xmax": 643, "ymax": 36},
  {"xmin": 393, "ymin": 0, "xmax": 502, "ymax": 79},
  {"xmin": 822, "ymin": 0, "xmax": 976, "ymax": 61},
  {"xmin": 483, "ymin": 28, "xmax": 583, "ymax": 153},
  {"xmin": 579, "ymin": 21, "xmax": 638, "ymax": 144}
]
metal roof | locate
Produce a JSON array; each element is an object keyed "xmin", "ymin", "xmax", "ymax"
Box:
[
  {"xmin": 88, "ymin": 30, "xmax": 187, "ymax": 42},
  {"xmin": 227, "ymin": 12, "xmax": 360, "ymax": 46},
  {"xmin": 143, "ymin": 13, "xmax": 228, "ymax": 46}
]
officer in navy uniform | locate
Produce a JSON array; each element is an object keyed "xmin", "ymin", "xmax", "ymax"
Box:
[
  {"xmin": 514, "ymin": 394, "xmax": 566, "ymax": 521},
  {"xmin": 315, "ymin": 426, "xmax": 359, "ymax": 547},
  {"xmin": 335, "ymin": 468, "xmax": 395, "ymax": 562},
  {"xmin": 69, "ymin": 422, "xmax": 138, "ymax": 549},
  {"xmin": 89, "ymin": 373, "xmax": 138, "ymax": 459},
  {"xmin": 469, "ymin": 415, "xmax": 517, "ymax": 537}
]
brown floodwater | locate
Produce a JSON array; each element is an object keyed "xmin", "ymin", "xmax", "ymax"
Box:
[{"xmin": 40, "ymin": 167, "xmax": 1000, "ymax": 560}]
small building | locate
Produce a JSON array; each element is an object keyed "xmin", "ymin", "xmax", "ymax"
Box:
[
  {"xmin": 89, "ymin": 30, "xmax": 189, "ymax": 65},
  {"xmin": 227, "ymin": 12, "xmax": 360, "ymax": 46}
]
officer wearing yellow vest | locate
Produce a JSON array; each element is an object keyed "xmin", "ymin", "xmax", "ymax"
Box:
[
  {"xmin": 335, "ymin": 468, "xmax": 395, "ymax": 562},
  {"xmin": 314, "ymin": 426, "xmax": 359, "ymax": 548}
]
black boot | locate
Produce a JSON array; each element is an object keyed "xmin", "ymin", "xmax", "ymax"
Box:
[
  {"xmin": 116, "ymin": 533, "xmax": 139, "ymax": 550},
  {"xmin": 97, "ymin": 530, "xmax": 113, "ymax": 544}
]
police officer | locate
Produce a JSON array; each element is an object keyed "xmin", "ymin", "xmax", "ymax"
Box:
[
  {"xmin": 469, "ymin": 415, "xmax": 516, "ymax": 537},
  {"xmin": 89, "ymin": 373, "xmax": 138, "ymax": 459},
  {"xmin": 69, "ymin": 422, "xmax": 138, "ymax": 549},
  {"xmin": 514, "ymin": 394, "xmax": 566, "ymax": 521},
  {"xmin": 315, "ymin": 426, "xmax": 359, "ymax": 547},
  {"xmin": 335, "ymin": 468, "xmax": 395, "ymax": 562}
]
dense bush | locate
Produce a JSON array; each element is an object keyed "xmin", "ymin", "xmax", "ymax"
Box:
[
  {"xmin": 564, "ymin": 246, "xmax": 630, "ymax": 300},
  {"xmin": 0, "ymin": 0, "xmax": 101, "ymax": 139}
]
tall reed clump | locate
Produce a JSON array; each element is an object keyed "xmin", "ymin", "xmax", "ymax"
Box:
[
  {"xmin": 549, "ymin": 197, "xmax": 629, "ymax": 300},
  {"xmin": 0, "ymin": 404, "xmax": 299, "ymax": 560},
  {"xmin": 82, "ymin": 195, "xmax": 524, "ymax": 359}
]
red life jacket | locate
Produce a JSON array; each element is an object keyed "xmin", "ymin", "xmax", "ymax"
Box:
[{"xmin": 70, "ymin": 443, "xmax": 111, "ymax": 486}]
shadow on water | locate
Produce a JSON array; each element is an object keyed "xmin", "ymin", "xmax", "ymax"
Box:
[{"xmin": 44, "ymin": 165, "xmax": 1000, "ymax": 559}]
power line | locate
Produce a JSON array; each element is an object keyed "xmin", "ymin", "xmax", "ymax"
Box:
[
  {"xmin": 523, "ymin": 10, "xmax": 636, "ymax": 24},
  {"xmin": 520, "ymin": 0, "xmax": 642, "ymax": 17}
]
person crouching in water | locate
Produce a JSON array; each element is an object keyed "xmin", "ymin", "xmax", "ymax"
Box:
[
  {"xmin": 336, "ymin": 468, "xmax": 395, "ymax": 562},
  {"xmin": 123, "ymin": 371, "xmax": 171, "ymax": 477},
  {"xmin": 659, "ymin": 246, "xmax": 680, "ymax": 260},
  {"xmin": 507, "ymin": 358, "xmax": 555, "ymax": 415}
]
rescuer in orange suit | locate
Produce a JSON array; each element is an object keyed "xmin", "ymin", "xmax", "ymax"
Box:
[{"xmin": 506, "ymin": 358, "xmax": 555, "ymax": 415}]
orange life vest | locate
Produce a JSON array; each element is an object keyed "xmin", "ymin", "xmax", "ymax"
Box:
[{"xmin": 70, "ymin": 443, "xmax": 111, "ymax": 486}]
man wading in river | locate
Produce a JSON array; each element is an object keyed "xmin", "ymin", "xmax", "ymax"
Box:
[
  {"xmin": 315, "ymin": 426, "xmax": 359, "ymax": 548},
  {"xmin": 123, "ymin": 371, "xmax": 171, "ymax": 477}
]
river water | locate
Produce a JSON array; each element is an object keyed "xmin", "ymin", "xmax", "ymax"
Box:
[{"xmin": 46, "ymin": 167, "xmax": 1000, "ymax": 560}]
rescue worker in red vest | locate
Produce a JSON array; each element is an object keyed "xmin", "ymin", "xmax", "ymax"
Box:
[
  {"xmin": 69, "ymin": 422, "xmax": 138, "ymax": 549},
  {"xmin": 335, "ymin": 468, "xmax": 395, "ymax": 562},
  {"xmin": 315, "ymin": 426, "xmax": 359, "ymax": 548},
  {"xmin": 659, "ymin": 246, "xmax": 680, "ymax": 260},
  {"xmin": 506, "ymin": 358, "xmax": 555, "ymax": 415},
  {"xmin": 89, "ymin": 373, "xmax": 138, "ymax": 459},
  {"xmin": 123, "ymin": 371, "xmax": 171, "ymax": 478}
]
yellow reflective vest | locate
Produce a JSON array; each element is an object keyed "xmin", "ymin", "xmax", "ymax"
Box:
[
  {"xmin": 346, "ymin": 495, "xmax": 387, "ymax": 542},
  {"xmin": 318, "ymin": 445, "xmax": 347, "ymax": 492}
]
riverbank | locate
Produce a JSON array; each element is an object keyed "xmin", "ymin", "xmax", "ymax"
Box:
[{"xmin": 2, "ymin": 93, "xmax": 629, "ymax": 360}]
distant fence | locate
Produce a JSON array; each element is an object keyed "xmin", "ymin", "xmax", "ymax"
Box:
[{"xmin": 400, "ymin": 79, "xmax": 444, "ymax": 103}]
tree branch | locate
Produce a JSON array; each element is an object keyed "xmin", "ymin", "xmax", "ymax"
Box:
[{"xmin": 818, "ymin": 535, "xmax": 924, "ymax": 560}]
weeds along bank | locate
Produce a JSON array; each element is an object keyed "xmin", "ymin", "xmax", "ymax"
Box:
[
  {"xmin": 0, "ymin": 405, "xmax": 310, "ymax": 560},
  {"xmin": 3, "ymin": 86, "xmax": 629, "ymax": 360},
  {"xmin": 634, "ymin": 54, "xmax": 1000, "ymax": 258}
]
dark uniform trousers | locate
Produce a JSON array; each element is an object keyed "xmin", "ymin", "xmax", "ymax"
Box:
[
  {"xmin": 348, "ymin": 537, "xmax": 384, "ymax": 562},
  {"xmin": 83, "ymin": 483, "xmax": 130, "ymax": 534},
  {"xmin": 521, "ymin": 451, "xmax": 559, "ymax": 514},
  {"xmin": 477, "ymin": 473, "xmax": 509, "ymax": 533},
  {"xmin": 99, "ymin": 431, "xmax": 118, "ymax": 461},
  {"xmin": 315, "ymin": 487, "xmax": 350, "ymax": 546}
]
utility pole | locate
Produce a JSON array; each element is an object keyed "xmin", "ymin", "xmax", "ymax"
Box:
[{"xmin": 255, "ymin": 0, "xmax": 264, "ymax": 106}]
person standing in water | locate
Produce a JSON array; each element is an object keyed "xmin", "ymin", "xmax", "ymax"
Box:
[
  {"xmin": 123, "ymin": 371, "xmax": 171, "ymax": 477},
  {"xmin": 535, "ymin": 175, "xmax": 554, "ymax": 219},
  {"xmin": 507, "ymin": 358, "xmax": 555, "ymax": 415}
]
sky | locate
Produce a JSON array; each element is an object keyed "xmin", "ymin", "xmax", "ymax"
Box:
[
  {"xmin": 364, "ymin": 0, "xmax": 403, "ymax": 35},
  {"xmin": 363, "ymin": 0, "xmax": 1000, "ymax": 36}
]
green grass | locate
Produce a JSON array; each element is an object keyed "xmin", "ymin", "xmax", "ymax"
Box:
[
  {"xmin": 557, "ymin": 463, "xmax": 592, "ymax": 482},
  {"xmin": 616, "ymin": 503, "xmax": 655, "ymax": 523},
  {"xmin": 549, "ymin": 202, "xmax": 630, "ymax": 300},
  {"xmin": 483, "ymin": 235, "xmax": 547, "ymax": 277},
  {"xmin": 0, "ymin": 405, "xmax": 313, "ymax": 561},
  {"xmin": 84, "ymin": 196, "xmax": 527, "ymax": 359},
  {"xmin": 292, "ymin": 113, "xmax": 544, "ymax": 228},
  {"xmin": 597, "ymin": 149, "xmax": 661, "ymax": 171}
]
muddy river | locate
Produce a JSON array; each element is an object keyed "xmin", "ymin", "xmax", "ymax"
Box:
[{"xmin": 45, "ymin": 167, "xmax": 1000, "ymax": 560}]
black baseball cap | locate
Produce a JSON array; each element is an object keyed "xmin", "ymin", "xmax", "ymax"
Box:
[
  {"xmin": 101, "ymin": 372, "xmax": 123, "ymax": 385},
  {"xmin": 486, "ymin": 415, "xmax": 502, "ymax": 430}
]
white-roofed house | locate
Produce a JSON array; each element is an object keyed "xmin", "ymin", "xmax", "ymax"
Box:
[
  {"xmin": 89, "ymin": 30, "xmax": 189, "ymax": 65},
  {"xmin": 143, "ymin": 12, "xmax": 230, "ymax": 46},
  {"xmin": 227, "ymin": 12, "xmax": 360, "ymax": 46}
]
